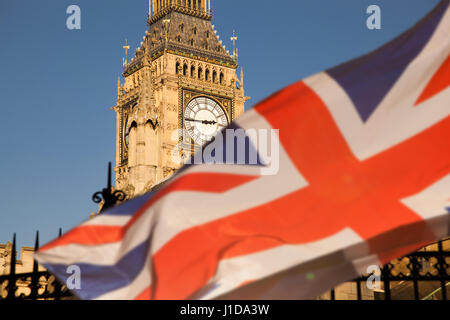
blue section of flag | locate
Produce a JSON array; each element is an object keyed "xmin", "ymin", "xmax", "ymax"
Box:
[
  {"xmin": 327, "ymin": 1, "xmax": 449, "ymax": 122},
  {"xmin": 42, "ymin": 239, "xmax": 150, "ymax": 299},
  {"xmin": 446, "ymin": 207, "xmax": 450, "ymax": 213},
  {"xmin": 203, "ymin": 122, "xmax": 266, "ymax": 166},
  {"xmin": 181, "ymin": 123, "xmax": 266, "ymax": 171}
]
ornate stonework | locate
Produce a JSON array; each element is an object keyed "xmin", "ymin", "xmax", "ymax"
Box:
[
  {"xmin": 0, "ymin": 243, "xmax": 43, "ymax": 276},
  {"xmin": 114, "ymin": 1, "xmax": 249, "ymax": 198}
]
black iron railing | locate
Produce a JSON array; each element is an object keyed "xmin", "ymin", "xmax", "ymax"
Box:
[
  {"xmin": 0, "ymin": 163, "xmax": 127, "ymax": 300},
  {"xmin": 0, "ymin": 235, "xmax": 448, "ymax": 300},
  {"xmin": 324, "ymin": 238, "xmax": 450, "ymax": 300},
  {"xmin": 0, "ymin": 231, "xmax": 74, "ymax": 300}
]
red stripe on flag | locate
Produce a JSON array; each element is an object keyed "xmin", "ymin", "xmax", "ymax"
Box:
[
  {"xmin": 415, "ymin": 54, "xmax": 450, "ymax": 105},
  {"xmin": 39, "ymin": 226, "xmax": 124, "ymax": 252}
]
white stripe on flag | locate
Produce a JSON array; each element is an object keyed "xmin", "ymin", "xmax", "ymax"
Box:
[
  {"xmin": 194, "ymin": 228, "xmax": 365, "ymax": 300},
  {"xmin": 304, "ymin": 5, "xmax": 450, "ymax": 161},
  {"xmin": 401, "ymin": 173, "xmax": 450, "ymax": 238},
  {"xmin": 86, "ymin": 215, "xmax": 132, "ymax": 226}
]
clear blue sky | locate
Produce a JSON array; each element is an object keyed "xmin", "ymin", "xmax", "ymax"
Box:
[{"xmin": 0, "ymin": 0, "xmax": 441, "ymax": 249}]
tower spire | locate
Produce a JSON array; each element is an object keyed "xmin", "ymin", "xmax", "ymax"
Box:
[
  {"xmin": 231, "ymin": 30, "xmax": 238, "ymax": 63},
  {"xmin": 122, "ymin": 39, "xmax": 130, "ymax": 66}
]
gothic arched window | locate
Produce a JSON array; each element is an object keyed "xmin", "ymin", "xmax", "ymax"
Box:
[
  {"xmin": 183, "ymin": 64, "xmax": 188, "ymax": 76},
  {"xmin": 128, "ymin": 121, "xmax": 138, "ymax": 167}
]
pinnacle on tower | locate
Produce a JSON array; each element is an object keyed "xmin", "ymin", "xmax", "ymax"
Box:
[{"xmin": 149, "ymin": 0, "xmax": 212, "ymax": 24}]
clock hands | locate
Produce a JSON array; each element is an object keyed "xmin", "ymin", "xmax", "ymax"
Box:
[
  {"xmin": 185, "ymin": 118, "xmax": 215, "ymax": 125},
  {"xmin": 185, "ymin": 118, "xmax": 226, "ymax": 127}
]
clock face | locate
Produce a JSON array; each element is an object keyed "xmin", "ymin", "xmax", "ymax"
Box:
[{"xmin": 184, "ymin": 97, "xmax": 229, "ymax": 145}]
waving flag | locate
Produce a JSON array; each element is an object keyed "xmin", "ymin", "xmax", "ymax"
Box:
[{"xmin": 35, "ymin": 1, "xmax": 450, "ymax": 300}]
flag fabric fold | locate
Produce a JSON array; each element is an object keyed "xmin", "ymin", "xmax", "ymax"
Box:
[{"xmin": 35, "ymin": 0, "xmax": 450, "ymax": 300}]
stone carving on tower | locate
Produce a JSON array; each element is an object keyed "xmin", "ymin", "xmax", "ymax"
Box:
[{"xmin": 113, "ymin": 0, "xmax": 249, "ymax": 199}]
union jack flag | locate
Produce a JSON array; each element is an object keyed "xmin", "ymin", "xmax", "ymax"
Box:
[{"xmin": 35, "ymin": 1, "xmax": 450, "ymax": 300}]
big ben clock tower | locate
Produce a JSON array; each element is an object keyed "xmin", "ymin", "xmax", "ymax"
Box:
[{"xmin": 113, "ymin": 0, "xmax": 249, "ymax": 198}]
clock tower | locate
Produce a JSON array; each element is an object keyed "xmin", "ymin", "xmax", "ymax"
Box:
[{"xmin": 114, "ymin": 0, "xmax": 249, "ymax": 198}]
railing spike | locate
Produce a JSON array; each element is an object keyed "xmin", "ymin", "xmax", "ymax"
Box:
[
  {"xmin": 107, "ymin": 162, "xmax": 112, "ymax": 190},
  {"xmin": 437, "ymin": 240, "xmax": 447, "ymax": 300},
  {"xmin": 10, "ymin": 233, "xmax": 16, "ymax": 276},
  {"xmin": 34, "ymin": 230, "xmax": 39, "ymax": 251},
  {"xmin": 31, "ymin": 230, "xmax": 40, "ymax": 300},
  {"xmin": 92, "ymin": 163, "xmax": 126, "ymax": 213},
  {"xmin": 7, "ymin": 233, "xmax": 17, "ymax": 299}
]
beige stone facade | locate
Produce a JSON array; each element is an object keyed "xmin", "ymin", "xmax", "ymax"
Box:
[
  {"xmin": 0, "ymin": 243, "xmax": 46, "ymax": 298},
  {"xmin": 114, "ymin": 2, "xmax": 249, "ymax": 198},
  {"xmin": 0, "ymin": 243, "xmax": 42, "ymax": 276}
]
